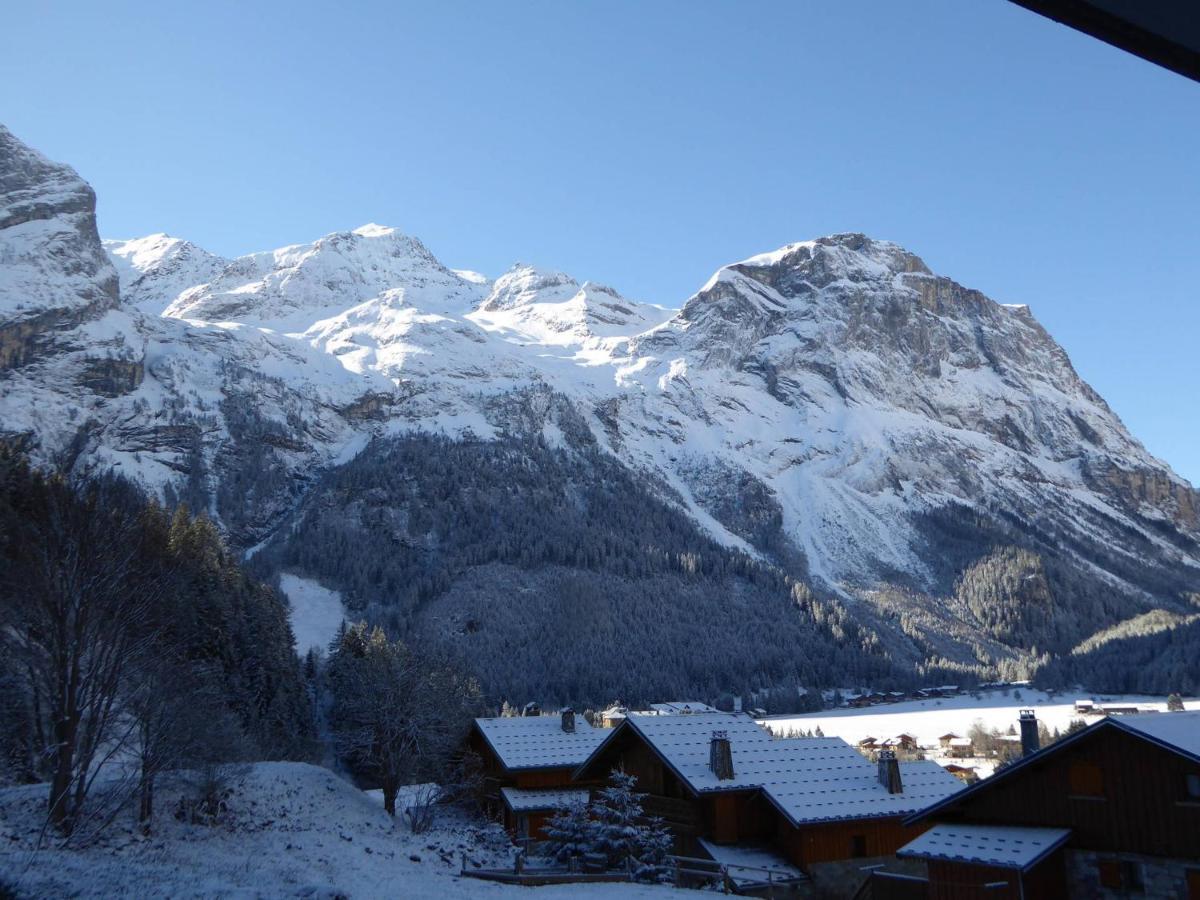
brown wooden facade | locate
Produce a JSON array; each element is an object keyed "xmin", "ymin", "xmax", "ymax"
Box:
[
  {"xmin": 928, "ymin": 724, "xmax": 1200, "ymax": 860},
  {"xmin": 574, "ymin": 717, "xmax": 935, "ymax": 871},
  {"xmin": 467, "ymin": 724, "xmax": 595, "ymax": 840},
  {"xmin": 923, "ymin": 852, "xmax": 1067, "ymax": 900},
  {"xmin": 906, "ymin": 718, "xmax": 1200, "ymax": 900}
]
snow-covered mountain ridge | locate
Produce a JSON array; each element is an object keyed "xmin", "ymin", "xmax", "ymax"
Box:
[{"xmin": 3, "ymin": 123, "xmax": 1197, "ymax": 693}]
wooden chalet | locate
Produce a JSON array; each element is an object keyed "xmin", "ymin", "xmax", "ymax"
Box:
[
  {"xmin": 884, "ymin": 710, "xmax": 1200, "ymax": 899},
  {"xmin": 572, "ymin": 712, "xmax": 963, "ymax": 876},
  {"xmin": 467, "ymin": 709, "xmax": 605, "ymax": 841}
]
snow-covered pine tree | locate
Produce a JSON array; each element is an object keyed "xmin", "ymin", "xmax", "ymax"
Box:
[
  {"xmin": 541, "ymin": 801, "xmax": 595, "ymax": 864},
  {"xmin": 590, "ymin": 769, "xmax": 647, "ymax": 868},
  {"xmin": 632, "ymin": 815, "xmax": 675, "ymax": 883}
]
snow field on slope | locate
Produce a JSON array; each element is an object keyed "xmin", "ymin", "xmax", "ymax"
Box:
[
  {"xmin": 759, "ymin": 690, "xmax": 1200, "ymax": 750},
  {"xmin": 279, "ymin": 573, "xmax": 347, "ymax": 656},
  {"xmin": 0, "ymin": 762, "xmax": 674, "ymax": 899}
]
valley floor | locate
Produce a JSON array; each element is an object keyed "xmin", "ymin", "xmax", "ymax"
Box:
[
  {"xmin": 761, "ymin": 689, "xmax": 1199, "ymax": 778},
  {"xmin": 0, "ymin": 763, "xmax": 671, "ymax": 899}
]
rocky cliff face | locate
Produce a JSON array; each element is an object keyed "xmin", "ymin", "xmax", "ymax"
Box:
[
  {"xmin": 2, "ymin": 124, "xmax": 1197, "ymax": 695},
  {"xmin": 0, "ymin": 125, "xmax": 119, "ymax": 369}
]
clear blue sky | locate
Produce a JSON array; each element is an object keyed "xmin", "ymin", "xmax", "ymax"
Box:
[{"xmin": 4, "ymin": 1, "xmax": 1198, "ymax": 484}]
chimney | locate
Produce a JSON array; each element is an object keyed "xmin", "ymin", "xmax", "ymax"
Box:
[
  {"xmin": 877, "ymin": 749, "xmax": 903, "ymax": 794},
  {"xmin": 709, "ymin": 730, "xmax": 735, "ymax": 780},
  {"xmin": 561, "ymin": 707, "xmax": 576, "ymax": 733},
  {"xmin": 1019, "ymin": 709, "xmax": 1040, "ymax": 756}
]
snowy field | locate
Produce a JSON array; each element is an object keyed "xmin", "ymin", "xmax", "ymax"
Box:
[
  {"xmin": 0, "ymin": 763, "xmax": 672, "ymax": 899},
  {"xmin": 760, "ymin": 689, "xmax": 1200, "ymax": 748},
  {"xmin": 279, "ymin": 573, "xmax": 347, "ymax": 656}
]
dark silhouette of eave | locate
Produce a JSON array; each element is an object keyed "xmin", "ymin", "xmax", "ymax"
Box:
[{"xmin": 1009, "ymin": 0, "xmax": 1200, "ymax": 83}]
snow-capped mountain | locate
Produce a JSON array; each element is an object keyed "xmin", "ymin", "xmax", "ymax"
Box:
[{"xmin": 3, "ymin": 123, "xmax": 1197, "ymax": 694}]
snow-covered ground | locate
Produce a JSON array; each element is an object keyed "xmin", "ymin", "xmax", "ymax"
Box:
[
  {"xmin": 279, "ymin": 573, "xmax": 347, "ymax": 656},
  {"xmin": 0, "ymin": 762, "xmax": 673, "ymax": 899},
  {"xmin": 761, "ymin": 689, "xmax": 1199, "ymax": 750}
]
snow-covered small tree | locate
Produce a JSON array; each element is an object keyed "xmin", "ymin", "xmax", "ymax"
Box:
[
  {"xmin": 542, "ymin": 801, "xmax": 595, "ymax": 864},
  {"xmin": 590, "ymin": 769, "xmax": 648, "ymax": 868},
  {"xmin": 1168, "ymin": 693, "xmax": 1185, "ymax": 712},
  {"xmin": 632, "ymin": 815, "xmax": 675, "ymax": 883}
]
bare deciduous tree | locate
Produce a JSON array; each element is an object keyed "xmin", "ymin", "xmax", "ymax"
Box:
[
  {"xmin": 326, "ymin": 623, "xmax": 481, "ymax": 817},
  {"xmin": 0, "ymin": 472, "xmax": 167, "ymax": 836}
]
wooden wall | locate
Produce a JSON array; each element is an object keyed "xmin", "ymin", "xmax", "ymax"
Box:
[
  {"xmin": 937, "ymin": 726, "xmax": 1200, "ymax": 860},
  {"xmin": 773, "ymin": 814, "xmax": 929, "ymax": 868},
  {"xmin": 924, "ymin": 850, "xmax": 1066, "ymax": 900}
]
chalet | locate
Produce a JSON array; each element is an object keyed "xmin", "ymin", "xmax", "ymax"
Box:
[
  {"xmin": 572, "ymin": 712, "xmax": 963, "ymax": 876},
  {"xmin": 887, "ymin": 710, "xmax": 1200, "ymax": 899},
  {"xmin": 598, "ymin": 704, "xmax": 627, "ymax": 728},
  {"xmin": 885, "ymin": 733, "xmax": 919, "ymax": 752},
  {"xmin": 945, "ymin": 737, "xmax": 974, "ymax": 759},
  {"xmin": 940, "ymin": 764, "xmax": 979, "ymax": 783},
  {"xmin": 936, "ymin": 733, "xmax": 962, "ymax": 749},
  {"xmin": 467, "ymin": 708, "xmax": 606, "ymax": 840}
]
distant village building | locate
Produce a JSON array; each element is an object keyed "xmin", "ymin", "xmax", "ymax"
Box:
[
  {"xmin": 871, "ymin": 710, "xmax": 1200, "ymax": 899},
  {"xmin": 646, "ymin": 701, "xmax": 720, "ymax": 715}
]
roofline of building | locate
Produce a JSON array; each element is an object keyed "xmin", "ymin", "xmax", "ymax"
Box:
[
  {"xmin": 903, "ymin": 714, "xmax": 1200, "ymax": 826},
  {"xmin": 898, "ymin": 826, "xmax": 1072, "ymax": 873},
  {"xmin": 470, "ymin": 719, "xmax": 590, "ymax": 774},
  {"xmin": 576, "ymin": 717, "xmax": 949, "ymax": 828},
  {"xmin": 1008, "ymin": 0, "xmax": 1200, "ymax": 83}
]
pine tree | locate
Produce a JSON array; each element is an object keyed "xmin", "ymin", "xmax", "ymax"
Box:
[
  {"xmin": 590, "ymin": 769, "xmax": 647, "ymax": 869},
  {"xmin": 542, "ymin": 802, "xmax": 595, "ymax": 864}
]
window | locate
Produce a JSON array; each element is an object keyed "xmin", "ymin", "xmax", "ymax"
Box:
[
  {"xmin": 850, "ymin": 834, "xmax": 867, "ymax": 858},
  {"xmin": 1068, "ymin": 762, "xmax": 1105, "ymax": 797},
  {"xmin": 1185, "ymin": 773, "xmax": 1200, "ymax": 800},
  {"xmin": 1098, "ymin": 858, "xmax": 1144, "ymax": 893}
]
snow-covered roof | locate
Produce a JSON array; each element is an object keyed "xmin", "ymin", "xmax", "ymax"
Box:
[
  {"xmin": 584, "ymin": 713, "xmax": 964, "ymax": 826},
  {"xmin": 899, "ymin": 824, "xmax": 1071, "ymax": 871},
  {"xmin": 1114, "ymin": 710, "xmax": 1200, "ymax": 761},
  {"xmin": 473, "ymin": 715, "xmax": 607, "ymax": 772},
  {"xmin": 646, "ymin": 701, "xmax": 720, "ymax": 715},
  {"xmin": 764, "ymin": 759, "xmax": 964, "ymax": 826},
  {"xmin": 500, "ymin": 787, "xmax": 589, "ymax": 813}
]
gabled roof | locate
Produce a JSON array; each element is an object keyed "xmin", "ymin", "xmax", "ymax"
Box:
[
  {"xmin": 899, "ymin": 824, "xmax": 1071, "ymax": 871},
  {"xmin": 906, "ymin": 710, "xmax": 1200, "ymax": 825},
  {"xmin": 500, "ymin": 786, "xmax": 589, "ymax": 813},
  {"xmin": 575, "ymin": 712, "xmax": 964, "ymax": 826},
  {"xmin": 473, "ymin": 715, "xmax": 607, "ymax": 772},
  {"xmin": 1116, "ymin": 710, "xmax": 1200, "ymax": 761}
]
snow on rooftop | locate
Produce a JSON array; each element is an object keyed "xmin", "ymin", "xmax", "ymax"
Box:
[
  {"xmin": 899, "ymin": 824, "xmax": 1071, "ymax": 871},
  {"xmin": 646, "ymin": 701, "xmax": 720, "ymax": 715},
  {"xmin": 500, "ymin": 787, "xmax": 589, "ymax": 813},
  {"xmin": 620, "ymin": 713, "xmax": 964, "ymax": 825},
  {"xmin": 475, "ymin": 715, "xmax": 607, "ymax": 771},
  {"xmin": 1115, "ymin": 710, "xmax": 1200, "ymax": 761}
]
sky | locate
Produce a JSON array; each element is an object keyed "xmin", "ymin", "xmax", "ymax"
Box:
[{"xmin": 3, "ymin": 1, "xmax": 1198, "ymax": 483}]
